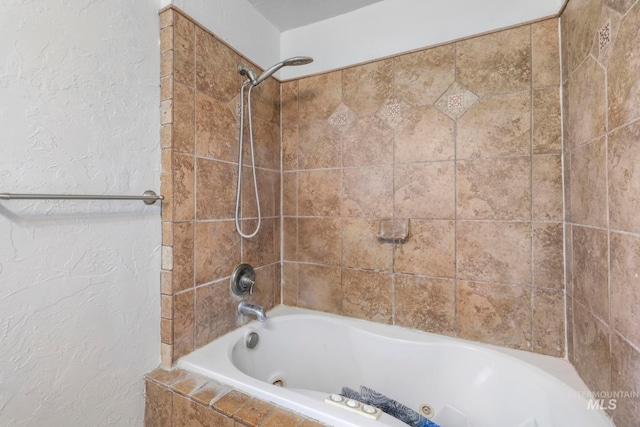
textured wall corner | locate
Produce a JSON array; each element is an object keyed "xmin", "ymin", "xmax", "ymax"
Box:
[{"xmin": 0, "ymin": 0, "xmax": 162, "ymax": 425}]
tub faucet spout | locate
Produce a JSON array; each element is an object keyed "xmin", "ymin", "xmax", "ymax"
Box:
[{"xmin": 237, "ymin": 301, "xmax": 267, "ymax": 322}]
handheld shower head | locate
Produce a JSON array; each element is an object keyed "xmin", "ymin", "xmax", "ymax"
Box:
[
  {"xmin": 252, "ymin": 56, "xmax": 313, "ymax": 87},
  {"xmin": 234, "ymin": 55, "xmax": 312, "ymax": 239},
  {"xmin": 281, "ymin": 56, "xmax": 314, "ymax": 67}
]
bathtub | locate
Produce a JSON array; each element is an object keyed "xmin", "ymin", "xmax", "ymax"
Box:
[{"xmin": 178, "ymin": 306, "xmax": 614, "ymax": 427}]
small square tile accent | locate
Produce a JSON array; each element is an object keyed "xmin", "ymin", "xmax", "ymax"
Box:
[
  {"xmin": 160, "ymin": 26, "xmax": 173, "ymax": 53},
  {"xmin": 160, "ymin": 100, "xmax": 173, "ymax": 124},
  {"xmin": 434, "ymin": 81, "xmax": 479, "ymax": 120},
  {"xmin": 211, "ymin": 389, "xmax": 251, "ymax": 416},
  {"xmin": 333, "ymin": 112, "xmax": 348, "ymax": 126},
  {"xmin": 387, "ymin": 102, "xmax": 402, "ymax": 117},
  {"xmin": 599, "ymin": 21, "xmax": 611, "ymax": 51},
  {"xmin": 328, "ymin": 103, "xmax": 357, "ymax": 131},
  {"xmin": 234, "ymin": 398, "xmax": 277, "ymax": 426},
  {"xmin": 161, "ymin": 246, "xmax": 173, "ymax": 270},
  {"xmin": 160, "ymin": 343, "xmax": 173, "ymax": 369},
  {"xmin": 448, "ymin": 93, "xmax": 464, "ymax": 109},
  {"xmin": 190, "ymin": 382, "xmax": 229, "ymax": 407},
  {"xmin": 147, "ymin": 368, "xmax": 189, "ymax": 386},
  {"xmin": 375, "ymin": 95, "xmax": 411, "ymax": 128}
]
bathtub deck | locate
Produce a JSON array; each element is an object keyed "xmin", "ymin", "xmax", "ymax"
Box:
[{"xmin": 145, "ymin": 367, "xmax": 329, "ymax": 427}]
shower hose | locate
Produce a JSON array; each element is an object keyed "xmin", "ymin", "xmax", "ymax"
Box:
[{"xmin": 235, "ymin": 80, "xmax": 261, "ymax": 239}]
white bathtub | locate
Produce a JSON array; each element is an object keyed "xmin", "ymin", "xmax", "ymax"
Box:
[{"xmin": 178, "ymin": 306, "xmax": 614, "ymax": 427}]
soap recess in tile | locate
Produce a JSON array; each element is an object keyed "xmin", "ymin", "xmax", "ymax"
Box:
[{"xmin": 377, "ymin": 218, "xmax": 409, "ymax": 243}]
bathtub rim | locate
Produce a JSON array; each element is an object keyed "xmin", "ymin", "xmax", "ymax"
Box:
[
  {"xmin": 177, "ymin": 304, "xmax": 613, "ymax": 427},
  {"xmin": 227, "ymin": 305, "xmax": 588, "ymax": 393}
]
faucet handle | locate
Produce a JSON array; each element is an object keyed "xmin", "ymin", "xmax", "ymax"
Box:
[
  {"xmin": 240, "ymin": 276, "xmax": 255, "ymax": 295},
  {"xmin": 231, "ymin": 263, "xmax": 256, "ymax": 296}
]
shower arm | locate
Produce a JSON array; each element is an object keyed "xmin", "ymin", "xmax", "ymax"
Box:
[
  {"xmin": 240, "ymin": 56, "xmax": 314, "ymax": 88},
  {"xmin": 252, "ymin": 63, "xmax": 285, "ymax": 87}
]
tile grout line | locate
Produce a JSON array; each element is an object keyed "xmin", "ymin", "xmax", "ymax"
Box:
[
  {"xmin": 295, "ymin": 81, "xmax": 300, "ymax": 307},
  {"xmin": 566, "ymin": 221, "xmax": 640, "ymax": 238},
  {"xmin": 163, "ymin": 12, "xmax": 176, "ymax": 366},
  {"xmin": 279, "ymin": 79, "xmax": 284, "ymax": 305},
  {"xmin": 529, "ymin": 23, "xmax": 536, "ymax": 353},
  {"xmin": 339, "ymin": 69, "xmax": 345, "ymax": 316},
  {"xmin": 391, "ymin": 57, "xmax": 397, "ymax": 327},
  {"xmin": 602, "ymin": 40, "xmax": 614, "ymax": 385},
  {"xmin": 191, "ymin": 21, "xmax": 198, "ymax": 359},
  {"xmin": 557, "ymin": 15, "xmax": 570, "ymax": 361},
  {"xmin": 170, "ymin": 14, "xmax": 180, "ymax": 364},
  {"xmin": 453, "ymin": 40, "xmax": 459, "ymax": 338}
]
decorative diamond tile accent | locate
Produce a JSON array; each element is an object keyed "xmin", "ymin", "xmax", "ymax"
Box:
[
  {"xmin": 448, "ymin": 93, "xmax": 464, "ymax": 109},
  {"xmin": 434, "ymin": 81, "xmax": 479, "ymax": 120},
  {"xmin": 376, "ymin": 95, "xmax": 411, "ymax": 128},
  {"xmin": 591, "ymin": 10, "xmax": 621, "ymax": 64},
  {"xmin": 388, "ymin": 103, "xmax": 401, "ymax": 117},
  {"xmin": 599, "ymin": 21, "xmax": 611, "ymax": 51},
  {"xmin": 328, "ymin": 103, "xmax": 357, "ymax": 131},
  {"xmin": 228, "ymin": 94, "xmax": 246, "ymax": 118},
  {"xmin": 334, "ymin": 112, "xmax": 348, "ymax": 126}
]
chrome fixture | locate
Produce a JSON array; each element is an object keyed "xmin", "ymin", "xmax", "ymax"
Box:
[
  {"xmin": 238, "ymin": 56, "xmax": 313, "ymax": 88},
  {"xmin": 234, "ymin": 56, "xmax": 313, "ymax": 239},
  {"xmin": 0, "ymin": 190, "xmax": 163, "ymax": 205},
  {"xmin": 230, "ymin": 263, "xmax": 256, "ymax": 296},
  {"xmin": 237, "ymin": 301, "xmax": 267, "ymax": 322},
  {"xmin": 231, "ymin": 264, "xmax": 266, "ymax": 321},
  {"xmin": 246, "ymin": 331, "xmax": 259, "ymax": 349},
  {"xmin": 237, "ymin": 64, "xmax": 257, "ymax": 85}
]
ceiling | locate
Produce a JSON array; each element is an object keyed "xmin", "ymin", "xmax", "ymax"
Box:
[{"xmin": 246, "ymin": 0, "xmax": 386, "ymax": 31}]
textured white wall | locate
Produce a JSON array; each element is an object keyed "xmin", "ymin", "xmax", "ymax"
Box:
[
  {"xmin": 0, "ymin": 0, "xmax": 162, "ymax": 426},
  {"xmin": 280, "ymin": 0, "xmax": 564, "ymax": 80},
  {"xmin": 171, "ymin": 0, "xmax": 281, "ymax": 72},
  {"xmin": 170, "ymin": 0, "xmax": 563, "ymax": 80}
]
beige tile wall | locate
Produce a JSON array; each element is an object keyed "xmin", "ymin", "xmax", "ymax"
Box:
[
  {"xmin": 562, "ymin": 0, "xmax": 640, "ymax": 424},
  {"xmin": 159, "ymin": 8, "xmax": 281, "ymax": 366},
  {"xmin": 159, "ymin": 5, "xmax": 640, "ymax": 422},
  {"xmin": 282, "ymin": 19, "xmax": 565, "ymax": 357}
]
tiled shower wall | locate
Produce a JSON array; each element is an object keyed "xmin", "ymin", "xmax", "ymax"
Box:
[
  {"xmin": 281, "ymin": 19, "xmax": 565, "ymax": 357},
  {"xmin": 159, "ymin": 7, "xmax": 281, "ymax": 366},
  {"xmin": 155, "ymin": 3, "xmax": 640, "ymax": 423},
  {"xmin": 561, "ymin": 0, "xmax": 640, "ymax": 423}
]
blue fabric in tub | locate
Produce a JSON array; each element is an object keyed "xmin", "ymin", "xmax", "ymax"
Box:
[{"xmin": 341, "ymin": 386, "xmax": 440, "ymax": 427}]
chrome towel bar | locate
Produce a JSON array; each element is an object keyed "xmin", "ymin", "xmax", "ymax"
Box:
[{"xmin": 0, "ymin": 190, "xmax": 163, "ymax": 205}]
